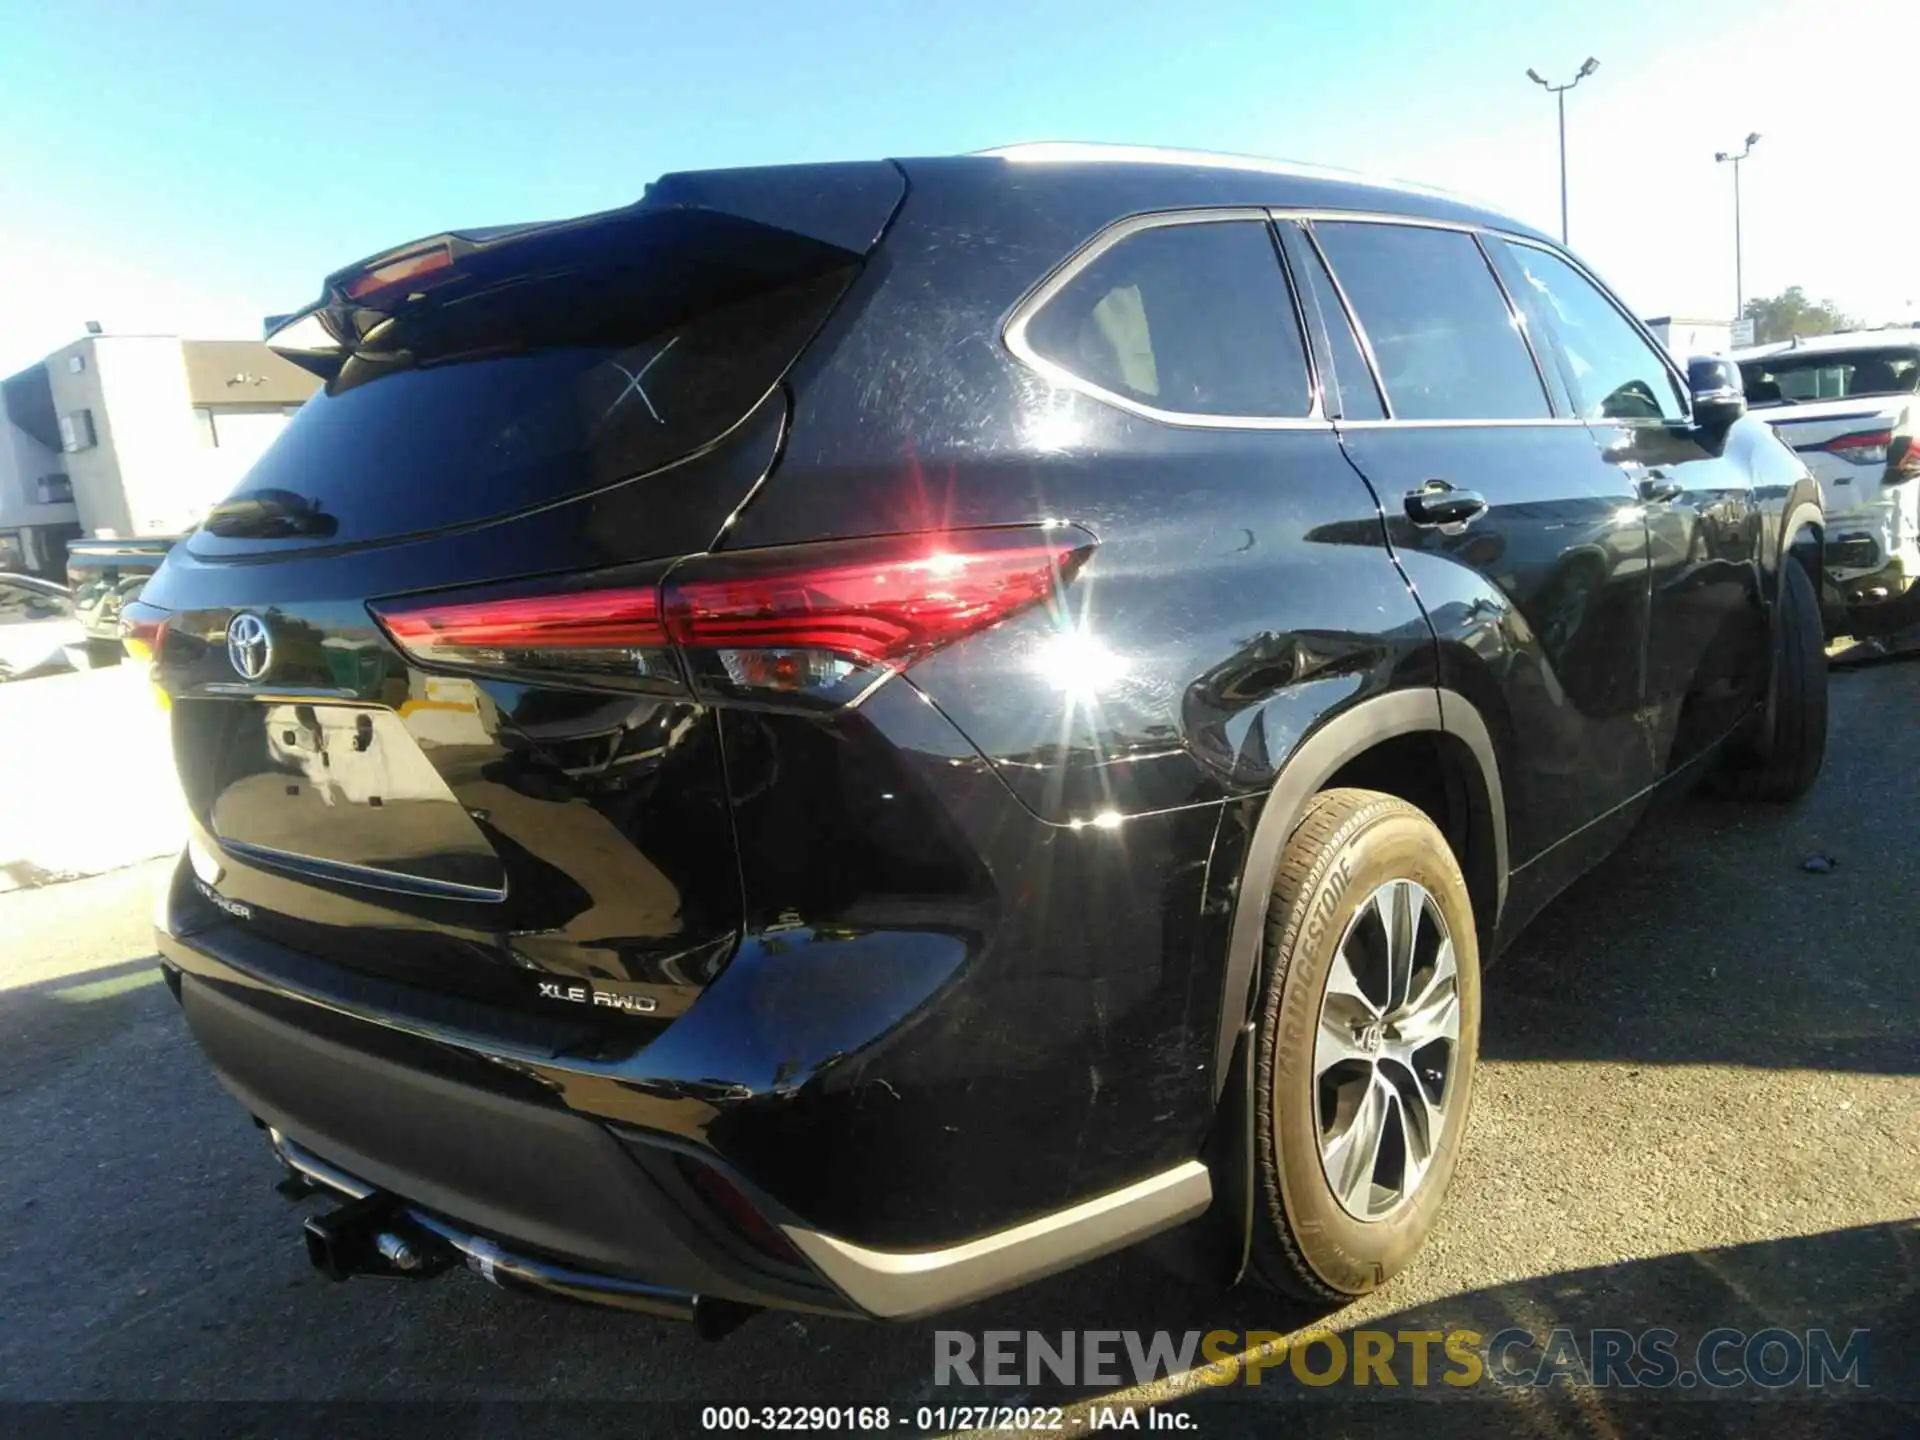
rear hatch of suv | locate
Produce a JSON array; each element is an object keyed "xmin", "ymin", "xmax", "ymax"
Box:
[{"xmin": 143, "ymin": 163, "xmax": 904, "ymax": 1053}]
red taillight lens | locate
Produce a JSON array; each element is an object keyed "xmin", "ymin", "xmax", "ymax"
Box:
[
  {"xmin": 120, "ymin": 604, "xmax": 171, "ymax": 664},
  {"xmin": 1889, "ymin": 435, "xmax": 1919, "ymax": 479},
  {"xmin": 664, "ymin": 527, "xmax": 1095, "ymax": 701},
  {"xmin": 1820, "ymin": 428, "xmax": 1893, "ymax": 466},
  {"xmin": 674, "ymin": 1156, "xmax": 803, "ymax": 1266},
  {"xmin": 369, "ymin": 526, "xmax": 1096, "ymax": 703},
  {"xmin": 371, "ymin": 586, "xmax": 682, "ymax": 689}
]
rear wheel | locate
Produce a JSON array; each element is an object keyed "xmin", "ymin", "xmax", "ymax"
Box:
[
  {"xmin": 1248, "ymin": 788, "xmax": 1480, "ymax": 1301},
  {"xmin": 1719, "ymin": 556, "xmax": 1827, "ymax": 802}
]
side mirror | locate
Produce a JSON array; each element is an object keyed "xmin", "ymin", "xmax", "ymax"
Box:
[{"xmin": 1687, "ymin": 355, "xmax": 1747, "ymax": 430}]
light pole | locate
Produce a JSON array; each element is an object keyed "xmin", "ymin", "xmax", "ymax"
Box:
[
  {"xmin": 1715, "ymin": 134, "xmax": 1761, "ymax": 325},
  {"xmin": 1527, "ymin": 57, "xmax": 1599, "ymax": 244}
]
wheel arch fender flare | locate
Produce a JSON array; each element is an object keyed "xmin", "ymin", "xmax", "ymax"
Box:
[
  {"xmin": 1776, "ymin": 483, "xmax": 1825, "ymax": 593},
  {"xmin": 1209, "ymin": 687, "xmax": 1507, "ymax": 1098}
]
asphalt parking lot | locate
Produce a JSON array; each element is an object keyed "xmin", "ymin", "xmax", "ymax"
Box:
[{"xmin": 1, "ymin": 662, "xmax": 1915, "ymax": 1435}]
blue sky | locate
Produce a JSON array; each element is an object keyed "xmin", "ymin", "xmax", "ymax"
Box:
[{"xmin": 2, "ymin": 0, "xmax": 1912, "ymax": 372}]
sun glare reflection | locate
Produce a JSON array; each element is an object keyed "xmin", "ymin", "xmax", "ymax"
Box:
[{"xmin": 1032, "ymin": 626, "xmax": 1129, "ymax": 699}]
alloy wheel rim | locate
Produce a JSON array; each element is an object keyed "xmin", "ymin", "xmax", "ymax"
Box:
[{"xmin": 1311, "ymin": 878, "xmax": 1461, "ymax": 1222}]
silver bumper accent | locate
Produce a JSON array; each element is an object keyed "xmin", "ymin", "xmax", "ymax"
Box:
[{"xmin": 779, "ymin": 1161, "xmax": 1212, "ymax": 1320}]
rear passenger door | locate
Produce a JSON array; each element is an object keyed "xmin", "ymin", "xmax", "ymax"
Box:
[{"xmin": 1292, "ymin": 216, "xmax": 1657, "ymax": 890}]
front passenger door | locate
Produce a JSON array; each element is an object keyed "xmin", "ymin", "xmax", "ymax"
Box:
[
  {"xmin": 1486, "ymin": 238, "xmax": 1768, "ymax": 774},
  {"xmin": 1300, "ymin": 217, "xmax": 1656, "ymax": 901}
]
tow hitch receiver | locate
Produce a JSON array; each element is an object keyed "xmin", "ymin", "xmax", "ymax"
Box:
[{"xmin": 303, "ymin": 1191, "xmax": 456, "ymax": 1282}]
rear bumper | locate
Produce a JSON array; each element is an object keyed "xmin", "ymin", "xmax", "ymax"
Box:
[
  {"xmin": 170, "ymin": 959, "xmax": 849, "ymax": 1315},
  {"xmin": 157, "ymin": 859, "xmax": 1212, "ymax": 1320},
  {"xmin": 1837, "ymin": 557, "xmax": 1920, "ymax": 635},
  {"xmin": 270, "ymin": 1128, "xmax": 733, "ymax": 1324}
]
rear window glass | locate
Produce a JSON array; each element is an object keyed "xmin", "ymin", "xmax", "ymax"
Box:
[
  {"xmin": 1021, "ymin": 219, "xmax": 1312, "ymax": 419},
  {"xmin": 201, "ymin": 210, "xmax": 858, "ymax": 547},
  {"xmin": 1739, "ymin": 349, "xmax": 1920, "ymax": 406},
  {"xmin": 1313, "ymin": 221, "xmax": 1550, "ymax": 422}
]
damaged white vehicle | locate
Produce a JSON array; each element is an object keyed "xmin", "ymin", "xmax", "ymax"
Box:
[{"xmin": 1737, "ymin": 330, "xmax": 1920, "ymax": 634}]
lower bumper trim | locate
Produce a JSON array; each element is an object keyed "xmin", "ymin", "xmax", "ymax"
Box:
[{"xmin": 780, "ymin": 1161, "xmax": 1212, "ymax": 1320}]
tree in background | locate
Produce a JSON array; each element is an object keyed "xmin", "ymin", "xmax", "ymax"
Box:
[{"xmin": 1742, "ymin": 287, "xmax": 1861, "ymax": 344}]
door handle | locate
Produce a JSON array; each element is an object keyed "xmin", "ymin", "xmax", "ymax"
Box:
[
  {"xmin": 1637, "ymin": 474, "xmax": 1684, "ymax": 503},
  {"xmin": 1404, "ymin": 483, "xmax": 1488, "ymax": 528}
]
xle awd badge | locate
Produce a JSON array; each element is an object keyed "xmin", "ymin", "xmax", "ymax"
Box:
[{"xmin": 538, "ymin": 980, "xmax": 658, "ymax": 1014}]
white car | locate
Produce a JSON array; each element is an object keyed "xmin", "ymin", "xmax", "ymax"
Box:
[
  {"xmin": 1736, "ymin": 330, "xmax": 1920, "ymax": 629},
  {"xmin": 0, "ymin": 573, "xmax": 85, "ymax": 681}
]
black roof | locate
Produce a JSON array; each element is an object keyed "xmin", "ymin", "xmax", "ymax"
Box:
[{"xmin": 896, "ymin": 144, "xmax": 1552, "ymax": 243}]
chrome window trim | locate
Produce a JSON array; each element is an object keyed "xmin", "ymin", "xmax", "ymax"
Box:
[
  {"xmin": 1002, "ymin": 208, "xmax": 1331, "ymax": 432},
  {"xmin": 1335, "ymin": 417, "xmax": 1595, "ymax": 430},
  {"xmin": 1006, "ymin": 203, "xmax": 1690, "ymax": 434}
]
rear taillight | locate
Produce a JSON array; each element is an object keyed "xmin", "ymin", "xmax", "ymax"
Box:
[
  {"xmin": 371, "ymin": 586, "xmax": 680, "ymax": 688},
  {"xmin": 1817, "ymin": 428, "xmax": 1893, "ymax": 466},
  {"xmin": 119, "ymin": 601, "xmax": 173, "ymax": 711},
  {"xmin": 120, "ymin": 604, "xmax": 171, "ymax": 665},
  {"xmin": 370, "ymin": 525, "xmax": 1096, "ymax": 704},
  {"xmin": 664, "ymin": 527, "xmax": 1095, "ymax": 703},
  {"xmin": 1888, "ymin": 434, "xmax": 1920, "ymax": 481}
]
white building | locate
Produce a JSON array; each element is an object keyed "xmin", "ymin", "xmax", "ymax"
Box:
[
  {"xmin": 1642, "ymin": 316, "xmax": 1735, "ymax": 361},
  {"xmin": 1, "ymin": 333, "xmax": 319, "ymax": 577}
]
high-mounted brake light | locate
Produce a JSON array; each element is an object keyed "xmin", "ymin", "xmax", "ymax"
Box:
[
  {"xmin": 368, "ymin": 526, "xmax": 1097, "ymax": 704},
  {"xmin": 371, "ymin": 586, "xmax": 682, "ymax": 689},
  {"xmin": 342, "ymin": 244, "xmax": 455, "ymax": 301}
]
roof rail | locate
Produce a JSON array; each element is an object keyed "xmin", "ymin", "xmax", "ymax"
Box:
[{"xmin": 972, "ymin": 141, "xmax": 1477, "ymax": 206}]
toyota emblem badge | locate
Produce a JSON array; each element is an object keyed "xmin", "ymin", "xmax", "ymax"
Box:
[{"xmin": 226, "ymin": 612, "xmax": 273, "ymax": 682}]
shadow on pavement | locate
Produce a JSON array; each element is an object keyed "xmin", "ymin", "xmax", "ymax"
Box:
[
  {"xmin": 0, "ymin": 955, "xmax": 166, "ymax": 1098},
  {"xmin": 6, "ymin": 1222, "xmax": 1913, "ymax": 1435},
  {"xmin": 1483, "ymin": 664, "xmax": 1920, "ymax": 1075},
  {"xmin": 1167, "ymin": 1219, "xmax": 1919, "ymax": 1419}
]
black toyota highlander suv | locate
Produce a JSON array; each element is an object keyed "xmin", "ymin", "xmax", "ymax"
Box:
[{"xmin": 137, "ymin": 144, "xmax": 1828, "ymax": 1332}]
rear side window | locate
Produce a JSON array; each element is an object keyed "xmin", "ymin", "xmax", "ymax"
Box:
[
  {"xmin": 1492, "ymin": 240, "xmax": 1686, "ymax": 422},
  {"xmin": 1313, "ymin": 222, "xmax": 1550, "ymax": 421},
  {"xmin": 1019, "ymin": 219, "xmax": 1312, "ymax": 419}
]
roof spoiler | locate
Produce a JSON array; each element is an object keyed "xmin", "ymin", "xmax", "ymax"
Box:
[{"xmin": 266, "ymin": 161, "xmax": 904, "ymax": 381}]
